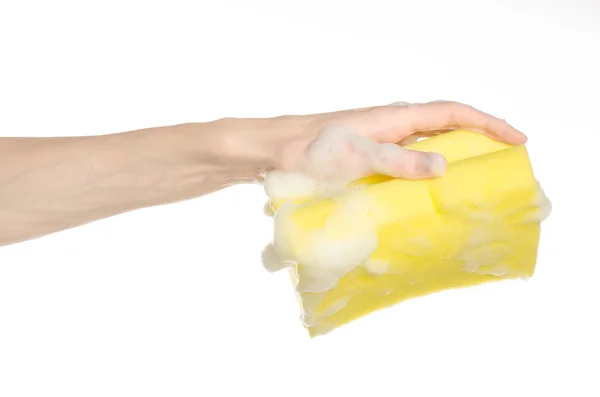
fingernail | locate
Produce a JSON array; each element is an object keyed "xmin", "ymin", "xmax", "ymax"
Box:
[
  {"xmin": 426, "ymin": 153, "xmax": 447, "ymax": 176},
  {"xmin": 508, "ymin": 128, "xmax": 528, "ymax": 144},
  {"xmin": 500, "ymin": 118, "xmax": 527, "ymax": 142},
  {"xmin": 516, "ymin": 129, "xmax": 528, "ymax": 141}
]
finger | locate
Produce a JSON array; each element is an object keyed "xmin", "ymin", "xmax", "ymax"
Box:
[
  {"xmin": 389, "ymin": 101, "xmax": 445, "ymax": 145},
  {"xmin": 370, "ymin": 142, "xmax": 448, "ymax": 179},
  {"xmin": 406, "ymin": 101, "xmax": 526, "ymax": 144},
  {"xmin": 344, "ymin": 101, "xmax": 527, "ymax": 145}
]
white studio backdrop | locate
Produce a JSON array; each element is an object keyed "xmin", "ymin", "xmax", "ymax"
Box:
[{"xmin": 0, "ymin": 1, "xmax": 598, "ymax": 396}]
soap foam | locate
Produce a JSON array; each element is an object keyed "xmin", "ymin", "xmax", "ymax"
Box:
[
  {"xmin": 261, "ymin": 241, "xmax": 295, "ymax": 273},
  {"xmin": 290, "ymin": 124, "xmax": 444, "ymax": 189},
  {"xmin": 301, "ymin": 126, "xmax": 380, "ymax": 185},
  {"xmin": 531, "ymin": 181, "xmax": 552, "ymax": 222},
  {"xmin": 363, "ymin": 258, "xmax": 390, "ymax": 275},
  {"xmin": 262, "ymin": 126, "xmax": 410, "ymax": 290},
  {"xmin": 263, "ymin": 171, "xmax": 320, "ymax": 202},
  {"xmin": 271, "ymin": 188, "xmax": 380, "ymax": 293},
  {"xmin": 459, "ymin": 181, "xmax": 551, "ymax": 276}
]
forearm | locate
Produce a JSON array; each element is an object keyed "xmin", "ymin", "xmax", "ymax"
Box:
[{"xmin": 0, "ymin": 119, "xmax": 281, "ymax": 246}]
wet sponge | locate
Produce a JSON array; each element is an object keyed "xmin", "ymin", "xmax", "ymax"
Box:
[{"xmin": 265, "ymin": 130, "xmax": 551, "ymax": 337}]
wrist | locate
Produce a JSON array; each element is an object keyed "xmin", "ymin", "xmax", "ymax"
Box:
[{"xmin": 182, "ymin": 116, "xmax": 310, "ymax": 180}]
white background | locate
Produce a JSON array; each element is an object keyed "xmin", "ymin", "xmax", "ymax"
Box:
[{"xmin": 1, "ymin": 0, "xmax": 598, "ymax": 396}]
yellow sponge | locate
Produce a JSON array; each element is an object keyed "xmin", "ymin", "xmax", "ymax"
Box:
[{"xmin": 266, "ymin": 130, "xmax": 551, "ymax": 337}]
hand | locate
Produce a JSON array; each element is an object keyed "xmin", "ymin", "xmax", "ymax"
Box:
[
  {"xmin": 260, "ymin": 101, "xmax": 527, "ymax": 272},
  {"xmin": 269, "ymin": 100, "xmax": 526, "ymax": 185}
]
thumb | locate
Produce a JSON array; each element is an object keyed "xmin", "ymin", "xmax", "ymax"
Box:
[{"xmin": 371, "ymin": 142, "xmax": 448, "ymax": 179}]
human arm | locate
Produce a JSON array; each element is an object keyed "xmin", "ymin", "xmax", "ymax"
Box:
[
  {"xmin": 0, "ymin": 101, "xmax": 526, "ymax": 246},
  {"xmin": 0, "ymin": 119, "xmax": 277, "ymax": 246}
]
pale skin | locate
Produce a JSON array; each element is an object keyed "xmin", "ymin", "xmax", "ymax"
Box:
[{"xmin": 0, "ymin": 101, "xmax": 526, "ymax": 247}]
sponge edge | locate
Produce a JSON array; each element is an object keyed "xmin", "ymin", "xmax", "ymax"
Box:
[{"xmin": 263, "ymin": 130, "xmax": 552, "ymax": 337}]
